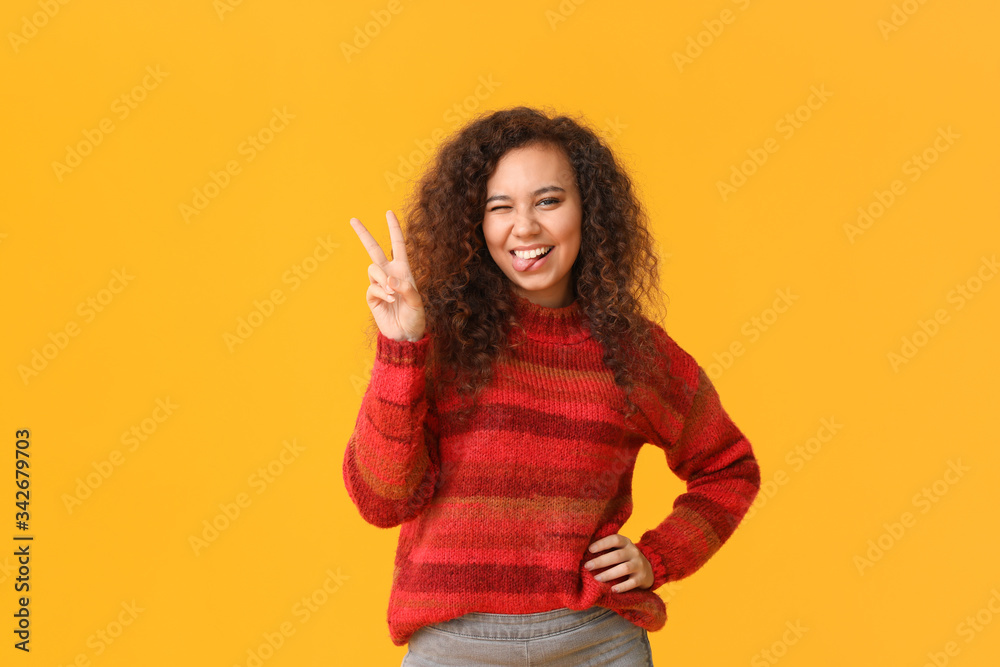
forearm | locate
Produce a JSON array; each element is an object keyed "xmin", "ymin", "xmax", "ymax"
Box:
[
  {"xmin": 633, "ymin": 354, "xmax": 761, "ymax": 590},
  {"xmin": 635, "ymin": 436, "xmax": 760, "ymax": 589},
  {"xmin": 342, "ymin": 330, "xmax": 439, "ymax": 527}
]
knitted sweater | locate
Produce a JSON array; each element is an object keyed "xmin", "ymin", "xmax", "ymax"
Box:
[{"xmin": 343, "ymin": 292, "xmax": 761, "ymax": 647}]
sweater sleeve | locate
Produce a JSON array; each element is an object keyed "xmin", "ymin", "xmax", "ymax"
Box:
[
  {"xmin": 342, "ymin": 329, "xmax": 441, "ymax": 528},
  {"xmin": 631, "ymin": 326, "xmax": 761, "ymax": 592}
]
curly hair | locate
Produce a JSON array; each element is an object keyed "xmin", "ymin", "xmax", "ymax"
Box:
[{"xmin": 366, "ymin": 105, "xmax": 669, "ymax": 427}]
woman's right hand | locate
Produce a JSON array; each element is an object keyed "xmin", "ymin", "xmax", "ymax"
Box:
[{"xmin": 349, "ymin": 210, "xmax": 426, "ymax": 342}]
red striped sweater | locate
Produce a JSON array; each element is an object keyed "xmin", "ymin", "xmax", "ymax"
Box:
[{"xmin": 343, "ymin": 291, "xmax": 761, "ymax": 647}]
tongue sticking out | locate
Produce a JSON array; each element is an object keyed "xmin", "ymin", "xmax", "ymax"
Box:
[{"xmin": 512, "ymin": 247, "xmax": 551, "ymax": 271}]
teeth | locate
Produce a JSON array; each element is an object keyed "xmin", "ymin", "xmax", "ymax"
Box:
[{"xmin": 513, "ymin": 246, "xmax": 552, "ymax": 259}]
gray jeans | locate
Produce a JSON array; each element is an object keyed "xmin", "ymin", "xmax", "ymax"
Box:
[{"xmin": 400, "ymin": 606, "xmax": 654, "ymax": 666}]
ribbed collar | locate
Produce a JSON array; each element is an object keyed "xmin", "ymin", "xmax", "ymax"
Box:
[{"xmin": 510, "ymin": 291, "xmax": 591, "ymax": 344}]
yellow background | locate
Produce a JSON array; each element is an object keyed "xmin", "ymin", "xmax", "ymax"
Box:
[{"xmin": 2, "ymin": 0, "xmax": 998, "ymax": 665}]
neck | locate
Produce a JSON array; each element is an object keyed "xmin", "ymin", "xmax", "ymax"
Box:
[{"xmin": 513, "ymin": 287, "xmax": 574, "ymax": 309}]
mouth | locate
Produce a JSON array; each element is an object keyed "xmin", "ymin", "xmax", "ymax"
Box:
[{"xmin": 510, "ymin": 246, "xmax": 554, "ymax": 272}]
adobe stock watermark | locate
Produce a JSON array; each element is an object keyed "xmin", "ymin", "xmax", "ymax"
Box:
[
  {"xmin": 843, "ymin": 126, "xmax": 959, "ymax": 244},
  {"xmin": 854, "ymin": 458, "xmax": 970, "ymax": 575},
  {"xmin": 55, "ymin": 600, "xmax": 145, "ymax": 666},
  {"xmin": 179, "ymin": 106, "xmax": 294, "ymax": 223},
  {"xmin": 598, "ymin": 116, "xmax": 627, "ymax": 143},
  {"xmin": 917, "ymin": 587, "xmax": 1000, "ymax": 667},
  {"xmin": 52, "ymin": 65, "xmax": 168, "ymax": 182},
  {"xmin": 8, "ymin": 0, "xmax": 72, "ymax": 54},
  {"xmin": 231, "ymin": 567, "xmax": 348, "ymax": 667},
  {"xmin": 214, "ymin": 0, "xmax": 244, "ymax": 20},
  {"xmin": 878, "ymin": 0, "xmax": 933, "ymax": 41},
  {"xmin": 886, "ymin": 254, "xmax": 997, "ymax": 372},
  {"xmin": 717, "ymin": 84, "xmax": 832, "ymax": 202},
  {"xmin": 385, "ymin": 74, "xmax": 502, "ymax": 192},
  {"xmin": 17, "ymin": 267, "xmax": 134, "ymax": 385},
  {"xmin": 672, "ymin": 0, "xmax": 753, "ymax": 73},
  {"xmin": 545, "ymin": 0, "xmax": 588, "ymax": 30},
  {"xmin": 0, "ymin": 556, "xmax": 15, "ymax": 585},
  {"xmin": 350, "ymin": 354, "xmax": 376, "ymax": 397},
  {"xmin": 61, "ymin": 397, "xmax": 179, "ymax": 514},
  {"xmin": 705, "ymin": 287, "xmax": 799, "ymax": 381},
  {"xmin": 340, "ymin": 0, "xmax": 404, "ymax": 63},
  {"xmin": 188, "ymin": 438, "xmax": 306, "ymax": 556},
  {"xmin": 750, "ymin": 620, "xmax": 808, "ymax": 667},
  {"xmin": 223, "ymin": 235, "xmax": 338, "ymax": 352},
  {"xmin": 743, "ymin": 416, "xmax": 843, "ymax": 522}
]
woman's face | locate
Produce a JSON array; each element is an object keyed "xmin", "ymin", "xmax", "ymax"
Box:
[{"xmin": 482, "ymin": 142, "xmax": 582, "ymax": 308}]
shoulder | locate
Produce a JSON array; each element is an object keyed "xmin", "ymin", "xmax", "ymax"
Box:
[{"xmin": 637, "ymin": 317, "xmax": 702, "ymax": 409}]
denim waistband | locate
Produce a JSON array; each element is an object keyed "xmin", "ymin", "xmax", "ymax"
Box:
[{"xmin": 423, "ymin": 606, "xmax": 615, "ymax": 641}]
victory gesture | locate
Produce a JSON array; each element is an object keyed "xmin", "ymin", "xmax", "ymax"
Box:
[{"xmin": 349, "ymin": 210, "xmax": 426, "ymax": 343}]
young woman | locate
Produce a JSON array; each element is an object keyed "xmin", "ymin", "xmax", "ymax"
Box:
[{"xmin": 344, "ymin": 106, "xmax": 761, "ymax": 666}]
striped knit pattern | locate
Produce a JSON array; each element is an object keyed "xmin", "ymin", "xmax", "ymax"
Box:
[{"xmin": 343, "ymin": 292, "xmax": 761, "ymax": 647}]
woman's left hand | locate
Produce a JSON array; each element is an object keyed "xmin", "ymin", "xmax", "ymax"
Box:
[{"xmin": 584, "ymin": 534, "xmax": 653, "ymax": 593}]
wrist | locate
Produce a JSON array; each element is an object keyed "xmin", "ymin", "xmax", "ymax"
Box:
[{"xmin": 376, "ymin": 329, "xmax": 429, "ymax": 365}]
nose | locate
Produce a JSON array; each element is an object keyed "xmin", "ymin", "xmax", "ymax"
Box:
[{"xmin": 512, "ymin": 207, "xmax": 541, "ymax": 237}]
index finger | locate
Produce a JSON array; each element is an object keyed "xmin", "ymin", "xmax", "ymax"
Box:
[
  {"xmin": 349, "ymin": 217, "xmax": 389, "ymax": 266},
  {"xmin": 385, "ymin": 210, "xmax": 411, "ymax": 269}
]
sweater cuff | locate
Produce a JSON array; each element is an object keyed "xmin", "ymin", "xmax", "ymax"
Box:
[
  {"xmin": 375, "ymin": 329, "xmax": 430, "ymax": 366},
  {"xmin": 635, "ymin": 539, "xmax": 671, "ymax": 592}
]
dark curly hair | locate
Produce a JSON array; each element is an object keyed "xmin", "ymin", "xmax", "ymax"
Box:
[{"xmin": 366, "ymin": 105, "xmax": 669, "ymax": 427}]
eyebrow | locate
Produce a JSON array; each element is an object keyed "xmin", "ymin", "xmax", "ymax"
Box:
[{"xmin": 485, "ymin": 186, "xmax": 566, "ymax": 205}]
